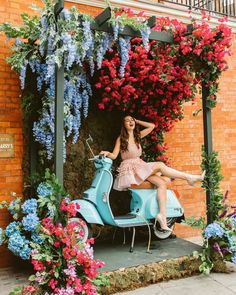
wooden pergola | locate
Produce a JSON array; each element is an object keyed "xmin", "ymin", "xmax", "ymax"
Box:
[{"xmin": 52, "ymin": 0, "xmax": 213, "ymax": 223}]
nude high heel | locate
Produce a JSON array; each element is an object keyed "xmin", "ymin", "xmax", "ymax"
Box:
[
  {"xmin": 187, "ymin": 170, "xmax": 206, "ymax": 187},
  {"xmin": 154, "ymin": 214, "xmax": 172, "ymax": 232}
]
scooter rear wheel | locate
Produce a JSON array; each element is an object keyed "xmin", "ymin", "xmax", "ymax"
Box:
[
  {"xmin": 69, "ymin": 217, "xmax": 93, "ymax": 243},
  {"xmin": 153, "ymin": 218, "xmax": 176, "ymax": 240}
]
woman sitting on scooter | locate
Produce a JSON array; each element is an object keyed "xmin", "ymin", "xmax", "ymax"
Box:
[{"xmin": 100, "ymin": 115, "xmax": 205, "ymax": 232}]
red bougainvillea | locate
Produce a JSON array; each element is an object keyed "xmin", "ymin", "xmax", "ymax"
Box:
[{"xmin": 94, "ymin": 12, "xmax": 232, "ymax": 162}]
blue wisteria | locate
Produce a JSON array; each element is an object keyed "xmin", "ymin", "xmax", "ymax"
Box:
[
  {"xmin": 22, "ymin": 213, "xmax": 40, "ymax": 232},
  {"xmin": 112, "ymin": 23, "xmax": 120, "ymax": 41},
  {"xmin": 118, "ymin": 36, "xmax": 131, "ymax": 77},
  {"xmin": 19, "ymin": 63, "xmax": 27, "ymax": 89},
  {"xmin": 204, "ymin": 223, "xmax": 225, "ymax": 238},
  {"xmin": 96, "ymin": 32, "xmax": 113, "ymax": 69},
  {"xmin": 62, "ymin": 9, "xmax": 71, "ymax": 21},
  {"xmin": 22, "ymin": 199, "xmax": 38, "ymax": 215},
  {"xmin": 16, "ymin": 7, "xmax": 153, "ymax": 161},
  {"xmin": 140, "ymin": 27, "xmax": 151, "ymax": 51}
]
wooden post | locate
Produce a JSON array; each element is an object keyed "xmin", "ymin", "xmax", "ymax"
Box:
[
  {"xmin": 54, "ymin": 0, "xmax": 64, "ymax": 185},
  {"xmin": 202, "ymin": 82, "xmax": 213, "ymax": 224}
]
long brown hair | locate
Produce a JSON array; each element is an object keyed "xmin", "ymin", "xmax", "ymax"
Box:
[{"xmin": 120, "ymin": 116, "xmax": 141, "ymax": 152}]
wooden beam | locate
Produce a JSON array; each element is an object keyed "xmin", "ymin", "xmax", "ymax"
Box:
[
  {"xmin": 54, "ymin": 0, "xmax": 64, "ymax": 17},
  {"xmin": 147, "ymin": 16, "xmax": 156, "ymax": 28},
  {"xmin": 90, "ymin": 22, "xmax": 174, "ymax": 43},
  {"xmin": 94, "ymin": 6, "xmax": 111, "ymax": 26}
]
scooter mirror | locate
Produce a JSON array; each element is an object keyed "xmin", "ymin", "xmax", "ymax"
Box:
[
  {"xmin": 87, "ymin": 134, "xmax": 93, "ymax": 142},
  {"xmin": 86, "ymin": 134, "xmax": 95, "ymax": 157}
]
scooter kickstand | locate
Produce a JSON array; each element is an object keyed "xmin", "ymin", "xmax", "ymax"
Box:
[
  {"xmin": 123, "ymin": 228, "xmax": 126, "ymax": 245},
  {"xmin": 112, "ymin": 228, "xmax": 117, "ymax": 243},
  {"xmin": 129, "ymin": 227, "xmax": 136, "ymax": 253}
]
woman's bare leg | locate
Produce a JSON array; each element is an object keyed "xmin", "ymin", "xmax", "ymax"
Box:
[
  {"xmin": 147, "ymin": 175, "xmax": 170, "ymax": 230},
  {"xmin": 152, "ymin": 162, "xmax": 204, "ymax": 185}
]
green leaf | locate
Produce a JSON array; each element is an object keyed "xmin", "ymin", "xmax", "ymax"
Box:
[{"xmin": 28, "ymin": 275, "xmax": 36, "ymax": 281}]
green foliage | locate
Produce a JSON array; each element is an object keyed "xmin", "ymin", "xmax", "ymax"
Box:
[
  {"xmin": 8, "ymin": 286, "xmax": 23, "ymax": 295},
  {"xmin": 182, "ymin": 216, "xmax": 206, "ymax": 229},
  {"xmin": 201, "ymin": 147, "xmax": 224, "ymax": 220},
  {"xmin": 186, "ymin": 148, "xmax": 236, "ymax": 274}
]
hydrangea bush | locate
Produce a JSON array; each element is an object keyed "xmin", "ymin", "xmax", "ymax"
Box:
[{"xmin": 0, "ymin": 170, "xmax": 108, "ymax": 294}]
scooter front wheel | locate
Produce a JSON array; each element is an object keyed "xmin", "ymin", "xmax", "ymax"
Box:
[
  {"xmin": 153, "ymin": 218, "xmax": 176, "ymax": 240},
  {"xmin": 69, "ymin": 217, "xmax": 93, "ymax": 243}
]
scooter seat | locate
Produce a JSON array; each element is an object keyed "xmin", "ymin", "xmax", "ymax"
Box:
[{"xmin": 130, "ymin": 181, "xmax": 173, "ymax": 189}]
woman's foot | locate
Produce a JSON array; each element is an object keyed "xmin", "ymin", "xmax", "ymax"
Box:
[
  {"xmin": 154, "ymin": 214, "xmax": 172, "ymax": 232},
  {"xmin": 187, "ymin": 170, "xmax": 206, "ymax": 187}
]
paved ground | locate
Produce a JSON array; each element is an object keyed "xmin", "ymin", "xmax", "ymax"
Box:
[
  {"xmin": 0, "ymin": 237, "xmax": 235, "ymax": 295},
  {"xmin": 113, "ymin": 264, "xmax": 236, "ymax": 295},
  {"xmin": 114, "ymin": 237, "xmax": 236, "ymax": 295}
]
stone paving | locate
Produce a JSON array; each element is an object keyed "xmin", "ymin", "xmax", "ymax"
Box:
[
  {"xmin": 0, "ymin": 267, "xmax": 30, "ymax": 295},
  {"xmin": 114, "ymin": 264, "xmax": 236, "ymax": 295}
]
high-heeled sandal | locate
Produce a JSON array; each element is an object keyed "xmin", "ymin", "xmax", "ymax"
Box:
[
  {"xmin": 154, "ymin": 214, "xmax": 172, "ymax": 232},
  {"xmin": 187, "ymin": 170, "xmax": 206, "ymax": 187}
]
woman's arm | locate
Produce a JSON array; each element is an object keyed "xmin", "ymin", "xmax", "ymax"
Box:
[
  {"xmin": 100, "ymin": 137, "xmax": 120, "ymax": 160},
  {"xmin": 136, "ymin": 119, "xmax": 155, "ymax": 138}
]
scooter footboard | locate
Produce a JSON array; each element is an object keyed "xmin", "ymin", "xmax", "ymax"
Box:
[{"xmin": 72, "ymin": 199, "xmax": 104, "ymax": 225}]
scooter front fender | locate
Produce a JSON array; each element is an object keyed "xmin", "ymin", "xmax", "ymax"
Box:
[{"xmin": 72, "ymin": 199, "xmax": 104, "ymax": 226}]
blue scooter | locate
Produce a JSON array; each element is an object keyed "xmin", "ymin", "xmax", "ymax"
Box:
[{"xmin": 72, "ymin": 136, "xmax": 184, "ymax": 252}]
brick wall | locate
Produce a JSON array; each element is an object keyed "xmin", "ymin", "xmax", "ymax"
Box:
[
  {"xmin": 165, "ymin": 37, "xmax": 236, "ymax": 237},
  {"xmin": 0, "ymin": 0, "xmax": 235, "ymax": 267}
]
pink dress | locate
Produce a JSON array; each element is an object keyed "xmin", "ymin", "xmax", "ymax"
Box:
[{"xmin": 113, "ymin": 143, "xmax": 156, "ymax": 191}]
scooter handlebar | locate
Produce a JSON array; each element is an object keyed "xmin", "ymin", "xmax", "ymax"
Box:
[{"xmin": 88, "ymin": 155, "xmax": 105, "ymax": 161}]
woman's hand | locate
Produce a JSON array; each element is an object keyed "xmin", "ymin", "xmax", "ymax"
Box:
[
  {"xmin": 134, "ymin": 118, "xmax": 139, "ymax": 125},
  {"xmin": 99, "ymin": 151, "xmax": 110, "ymax": 157}
]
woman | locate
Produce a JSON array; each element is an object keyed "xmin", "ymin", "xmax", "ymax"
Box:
[{"xmin": 100, "ymin": 115, "xmax": 205, "ymax": 232}]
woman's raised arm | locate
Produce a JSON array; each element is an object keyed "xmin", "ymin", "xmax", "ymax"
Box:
[
  {"xmin": 100, "ymin": 137, "xmax": 120, "ymax": 160},
  {"xmin": 136, "ymin": 119, "xmax": 155, "ymax": 138}
]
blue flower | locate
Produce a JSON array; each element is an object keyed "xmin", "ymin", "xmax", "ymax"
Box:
[
  {"xmin": 22, "ymin": 199, "xmax": 38, "ymax": 215},
  {"xmin": 118, "ymin": 36, "xmax": 131, "ymax": 77},
  {"xmin": 19, "ymin": 63, "xmax": 27, "ymax": 89},
  {"xmin": 22, "ymin": 214, "xmax": 39, "ymax": 232},
  {"xmin": 204, "ymin": 223, "xmax": 225, "ymax": 238},
  {"xmin": 232, "ymin": 217, "xmax": 236, "ymax": 227},
  {"xmin": 232, "ymin": 253, "xmax": 236, "ymax": 264},
  {"xmin": 0, "ymin": 228, "xmax": 3, "ymax": 246},
  {"xmin": 62, "ymin": 9, "xmax": 71, "ymax": 20},
  {"xmin": 8, "ymin": 232, "xmax": 29, "ymax": 258},
  {"xmin": 31, "ymin": 232, "xmax": 44, "ymax": 244},
  {"xmin": 96, "ymin": 32, "xmax": 113, "ymax": 69},
  {"xmin": 20, "ymin": 244, "xmax": 31, "ymax": 260},
  {"xmin": 8, "ymin": 200, "xmax": 17, "ymax": 216},
  {"xmin": 37, "ymin": 182, "xmax": 53, "ymax": 197},
  {"xmin": 140, "ymin": 27, "xmax": 151, "ymax": 51},
  {"xmin": 5, "ymin": 222, "xmax": 21, "ymax": 238}
]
